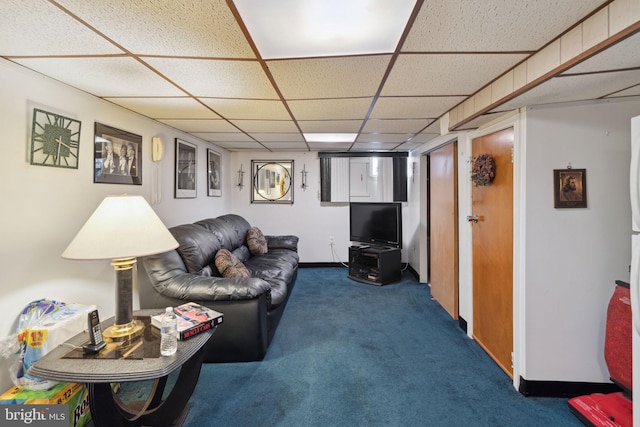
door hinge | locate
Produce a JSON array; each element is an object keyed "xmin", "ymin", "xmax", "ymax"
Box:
[{"xmin": 511, "ymin": 147, "xmax": 514, "ymax": 163}]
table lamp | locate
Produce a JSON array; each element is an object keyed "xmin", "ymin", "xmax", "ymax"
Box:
[{"xmin": 62, "ymin": 194, "xmax": 178, "ymax": 341}]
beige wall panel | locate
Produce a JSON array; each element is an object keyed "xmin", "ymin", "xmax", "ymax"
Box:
[
  {"xmin": 513, "ymin": 63, "xmax": 527, "ymax": 91},
  {"xmin": 492, "ymin": 72, "xmax": 514, "ymax": 103},
  {"xmin": 476, "ymin": 86, "xmax": 492, "ymax": 112},
  {"xmin": 609, "ymin": 0, "xmax": 640, "ymax": 35},
  {"xmin": 583, "ymin": 7, "xmax": 609, "ymax": 50},
  {"xmin": 527, "ymin": 39, "xmax": 560, "ymax": 83},
  {"xmin": 561, "ymin": 26, "xmax": 584, "ymax": 63}
]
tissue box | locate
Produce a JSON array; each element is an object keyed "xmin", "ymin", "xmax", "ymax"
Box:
[{"xmin": 0, "ymin": 382, "xmax": 90, "ymax": 427}]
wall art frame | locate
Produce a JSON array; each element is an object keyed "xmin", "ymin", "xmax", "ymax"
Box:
[
  {"xmin": 175, "ymin": 138, "xmax": 197, "ymax": 198},
  {"xmin": 207, "ymin": 149, "xmax": 221, "ymax": 197},
  {"xmin": 93, "ymin": 122, "xmax": 142, "ymax": 185},
  {"xmin": 251, "ymin": 160, "xmax": 294, "ymax": 204},
  {"xmin": 554, "ymin": 168, "xmax": 587, "ymax": 208}
]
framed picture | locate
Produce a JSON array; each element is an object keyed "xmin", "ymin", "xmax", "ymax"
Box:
[
  {"xmin": 207, "ymin": 149, "xmax": 221, "ymax": 197},
  {"xmin": 554, "ymin": 168, "xmax": 587, "ymax": 208},
  {"xmin": 175, "ymin": 138, "xmax": 197, "ymax": 198},
  {"xmin": 251, "ymin": 160, "xmax": 294, "ymax": 204},
  {"xmin": 94, "ymin": 123, "xmax": 142, "ymax": 185}
]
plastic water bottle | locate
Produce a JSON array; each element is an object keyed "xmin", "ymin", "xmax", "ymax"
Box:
[{"xmin": 160, "ymin": 307, "xmax": 178, "ymax": 356}]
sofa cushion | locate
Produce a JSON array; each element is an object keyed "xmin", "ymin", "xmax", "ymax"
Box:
[
  {"xmin": 170, "ymin": 224, "xmax": 222, "ymax": 274},
  {"xmin": 247, "ymin": 227, "xmax": 268, "ymax": 256},
  {"xmin": 215, "ymin": 249, "xmax": 250, "ymax": 278}
]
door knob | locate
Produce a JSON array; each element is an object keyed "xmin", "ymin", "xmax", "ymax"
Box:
[{"xmin": 467, "ymin": 214, "xmax": 479, "ymax": 223}]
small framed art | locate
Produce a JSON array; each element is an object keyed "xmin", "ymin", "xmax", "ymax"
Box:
[
  {"xmin": 554, "ymin": 168, "xmax": 587, "ymax": 208},
  {"xmin": 94, "ymin": 123, "xmax": 142, "ymax": 185},
  {"xmin": 30, "ymin": 108, "xmax": 81, "ymax": 169},
  {"xmin": 175, "ymin": 138, "xmax": 197, "ymax": 198},
  {"xmin": 207, "ymin": 149, "xmax": 221, "ymax": 197}
]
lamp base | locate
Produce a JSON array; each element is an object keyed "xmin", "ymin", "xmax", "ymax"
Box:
[{"xmin": 103, "ymin": 319, "xmax": 145, "ymax": 342}]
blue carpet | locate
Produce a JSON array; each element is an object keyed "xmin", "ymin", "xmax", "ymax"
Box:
[{"xmin": 114, "ymin": 267, "xmax": 582, "ymax": 426}]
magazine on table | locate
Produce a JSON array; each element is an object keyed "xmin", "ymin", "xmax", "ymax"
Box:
[{"xmin": 151, "ymin": 302, "xmax": 223, "ymax": 340}]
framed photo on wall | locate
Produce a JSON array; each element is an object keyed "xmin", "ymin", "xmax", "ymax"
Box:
[
  {"xmin": 175, "ymin": 138, "xmax": 197, "ymax": 198},
  {"xmin": 554, "ymin": 168, "xmax": 587, "ymax": 208},
  {"xmin": 207, "ymin": 149, "xmax": 221, "ymax": 197},
  {"xmin": 94, "ymin": 122, "xmax": 142, "ymax": 185}
]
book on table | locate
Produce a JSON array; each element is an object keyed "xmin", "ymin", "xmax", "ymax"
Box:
[{"xmin": 151, "ymin": 302, "xmax": 223, "ymax": 340}]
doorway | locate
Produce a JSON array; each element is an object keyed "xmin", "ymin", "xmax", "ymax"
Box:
[
  {"xmin": 428, "ymin": 142, "xmax": 459, "ymax": 319},
  {"xmin": 471, "ymin": 127, "xmax": 514, "ymax": 377}
]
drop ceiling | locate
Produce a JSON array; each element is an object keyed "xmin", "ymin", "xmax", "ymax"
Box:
[{"xmin": 2, "ymin": 0, "xmax": 639, "ymax": 152}]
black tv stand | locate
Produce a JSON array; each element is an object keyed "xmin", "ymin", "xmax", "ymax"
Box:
[{"xmin": 348, "ymin": 245, "xmax": 401, "ymax": 286}]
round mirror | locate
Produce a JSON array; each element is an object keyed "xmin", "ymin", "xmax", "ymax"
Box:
[{"xmin": 252, "ymin": 161, "xmax": 293, "ymax": 203}]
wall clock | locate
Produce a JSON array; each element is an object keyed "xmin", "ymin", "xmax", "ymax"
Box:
[{"xmin": 30, "ymin": 108, "xmax": 81, "ymax": 169}]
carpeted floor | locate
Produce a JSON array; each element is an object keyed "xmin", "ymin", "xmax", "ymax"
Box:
[{"xmin": 115, "ymin": 267, "xmax": 583, "ymax": 427}]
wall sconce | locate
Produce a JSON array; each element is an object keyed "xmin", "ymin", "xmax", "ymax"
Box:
[
  {"xmin": 237, "ymin": 164, "xmax": 245, "ymax": 189},
  {"xmin": 301, "ymin": 164, "xmax": 308, "ymax": 190}
]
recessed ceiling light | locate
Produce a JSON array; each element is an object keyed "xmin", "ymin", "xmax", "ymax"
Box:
[
  {"xmin": 233, "ymin": 0, "xmax": 417, "ymax": 59},
  {"xmin": 304, "ymin": 133, "xmax": 358, "ymax": 143}
]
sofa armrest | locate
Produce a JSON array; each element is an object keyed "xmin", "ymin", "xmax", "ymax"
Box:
[{"xmin": 267, "ymin": 235, "xmax": 299, "ymax": 252}]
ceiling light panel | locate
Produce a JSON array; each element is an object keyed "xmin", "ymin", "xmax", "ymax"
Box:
[
  {"xmin": 233, "ymin": 0, "xmax": 416, "ymax": 59},
  {"xmin": 1, "ymin": 0, "xmax": 122, "ymax": 56},
  {"xmin": 304, "ymin": 133, "xmax": 358, "ymax": 143},
  {"xmin": 145, "ymin": 58, "xmax": 278, "ymax": 98},
  {"xmin": 298, "ymin": 120, "xmax": 363, "ymax": 133},
  {"xmin": 106, "ymin": 98, "xmax": 220, "ymax": 119},
  {"xmin": 55, "ymin": 0, "xmax": 255, "ymax": 58},
  {"xmin": 13, "ymin": 57, "xmax": 184, "ymax": 97},
  {"xmin": 403, "ymin": 0, "xmax": 605, "ymax": 52},
  {"xmin": 267, "ymin": 56, "xmax": 391, "ymax": 99}
]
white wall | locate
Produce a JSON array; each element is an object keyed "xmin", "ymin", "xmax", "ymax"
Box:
[
  {"xmin": 0, "ymin": 59, "xmax": 231, "ymax": 391},
  {"xmin": 522, "ymin": 98, "xmax": 639, "ymax": 383}
]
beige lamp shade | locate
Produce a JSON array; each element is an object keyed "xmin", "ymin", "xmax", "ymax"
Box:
[{"xmin": 62, "ymin": 194, "xmax": 178, "ymax": 260}]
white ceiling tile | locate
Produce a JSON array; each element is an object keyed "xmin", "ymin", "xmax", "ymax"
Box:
[
  {"xmin": 261, "ymin": 142, "xmax": 310, "ymax": 150},
  {"xmin": 382, "ymin": 53, "xmax": 528, "ymax": 96},
  {"xmin": 106, "ymin": 98, "xmax": 219, "ymax": 119},
  {"xmin": 563, "ymin": 33, "xmax": 640, "ymax": 74},
  {"xmin": 351, "ymin": 142, "xmax": 403, "ymax": 151},
  {"xmin": 158, "ymin": 119, "xmax": 239, "ymax": 133},
  {"xmin": 362, "ymin": 119, "xmax": 432, "ymax": 134},
  {"xmin": 0, "ymin": 0, "xmax": 123, "ymax": 56},
  {"xmin": 249, "ymin": 133, "xmax": 304, "ymax": 142},
  {"xmin": 495, "ymin": 70, "xmax": 640, "ymax": 112},
  {"xmin": 192, "ymin": 133, "xmax": 255, "ymax": 142},
  {"xmin": 298, "ymin": 120, "xmax": 363, "ymax": 133},
  {"xmin": 409, "ymin": 133, "xmax": 439, "ymax": 144},
  {"xmin": 201, "ymin": 99, "xmax": 291, "ymax": 120},
  {"xmin": 307, "ymin": 142, "xmax": 354, "ymax": 151},
  {"xmin": 267, "ymin": 56, "xmax": 391, "ymax": 99},
  {"xmin": 229, "ymin": 120, "xmax": 300, "ymax": 133},
  {"xmin": 606, "ymin": 85, "xmax": 640, "ymax": 98},
  {"xmin": 145, "ymin": 58, "xmax": 278, "ymax": 98},
  {"xmin": 55, "ymin": 0, "xmax": 254, "ymax": 58},
  {"xmin": 372, "ymin": 97, "xmax": 465, "ymax": 119},
  {"xmin": 215, "ymin": 141, "xmax": 266, "ymax": 150},
  {"xmin": 403, "ymin": 0, "xmax": 606, "ymax": 51},
  {"xmin": 357, "ymin": 134, "xmax": 413, "ymax": 143},
  {"xmin": 288, "ymin": 98, "xmax": 373, "ymax": 120},
  {"xmin": 13, "ymin": 57, "xmax": 184, "ymax": 97}
]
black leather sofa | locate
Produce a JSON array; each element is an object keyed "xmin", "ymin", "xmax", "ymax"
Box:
[{"xmin": 138, "ymin": 214, "xmax": 299, "ymax": 362}]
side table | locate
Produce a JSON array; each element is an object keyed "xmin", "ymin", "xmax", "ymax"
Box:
[{"xmin": 28, "ymin": 309, "xmax": 215, "ymax": 427}]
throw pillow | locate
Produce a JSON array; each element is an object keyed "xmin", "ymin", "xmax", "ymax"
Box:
[
  {"xmin": 215, "ymin": 249, "xmax": 250, "ymax": 278},
  {"xmin": 246, "ymin": 227, "xmax": 268, "ymax": 256}
]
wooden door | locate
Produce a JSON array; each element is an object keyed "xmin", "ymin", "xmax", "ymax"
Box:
[
  {"xmin": 471, "ymin": 128, "xmax": 514, "ymax": 377},
  {"xmin": 429, "ymin": 142, "xmax": 458, "ymax": 319}
]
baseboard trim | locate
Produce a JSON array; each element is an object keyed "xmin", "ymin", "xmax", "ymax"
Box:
[
  {"xmin": 518, "ymin": 377, "xmax": 621, "ymax": 398},
  {"xmin": 299, "ymin": 262, "xmax": 345, "ymax": 268}
]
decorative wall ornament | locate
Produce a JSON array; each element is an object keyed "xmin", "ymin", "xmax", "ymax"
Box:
[
  {"xmin": 471, "ymin": 153, "xmax": 496, "ymax": 187},
  {"xmin": 30, "ymin": 108, "xmax": 81, "ymax": 169},
  {"xmin": 251, "ymin": 160, "xmax": 294, "ymax": 204}
]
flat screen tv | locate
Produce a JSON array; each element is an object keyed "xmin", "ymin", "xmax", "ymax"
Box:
[{"xmin": 349, "ymin": 202, "xmax": 402, "ymax": 248}]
